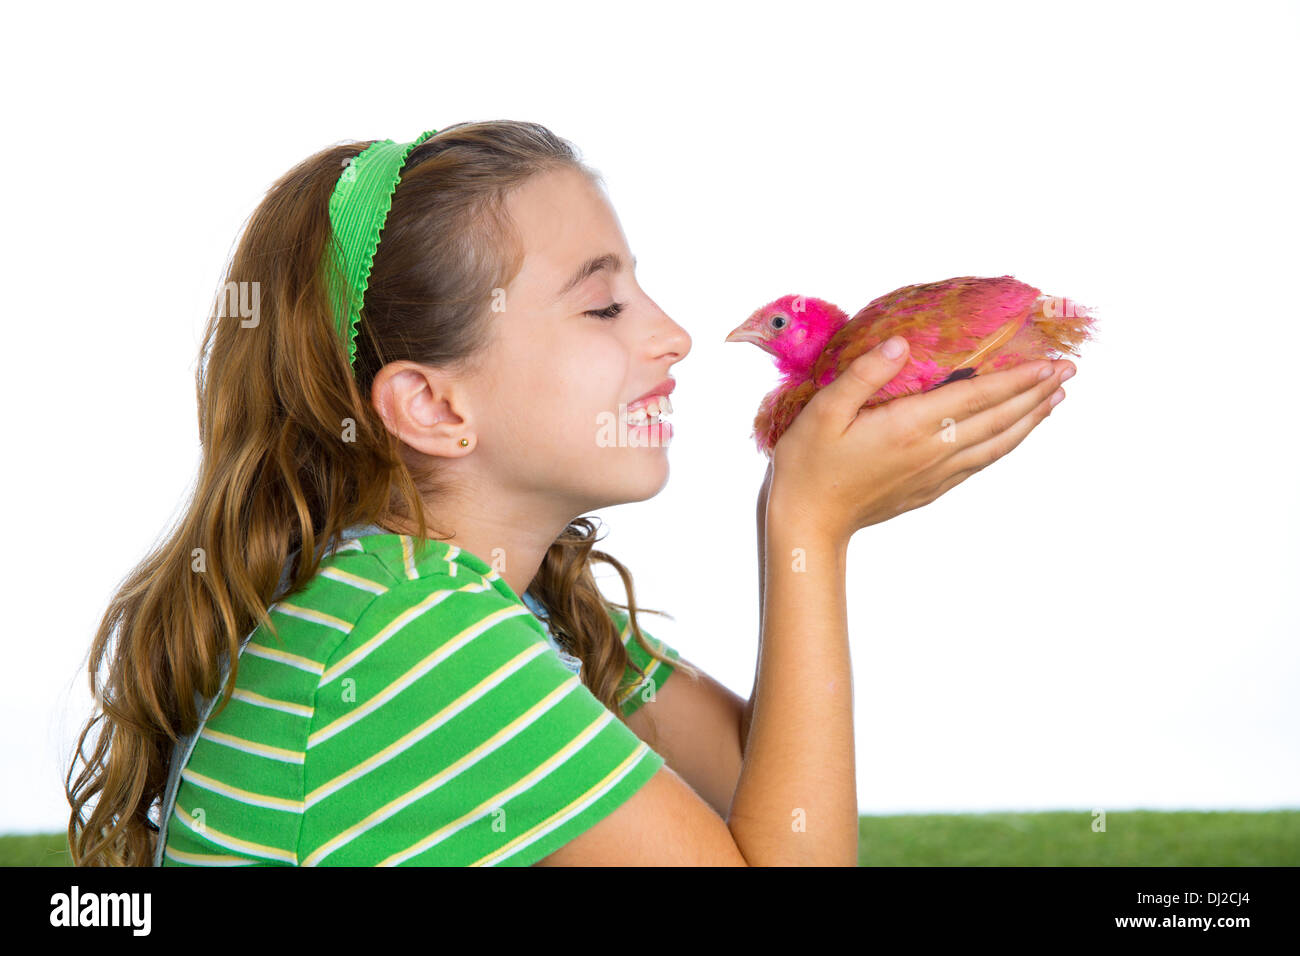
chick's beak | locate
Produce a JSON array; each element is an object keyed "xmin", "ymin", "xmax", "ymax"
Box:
[{"xmin": 725, "ymin": 323, "xmax": 766, "ymax": 347}]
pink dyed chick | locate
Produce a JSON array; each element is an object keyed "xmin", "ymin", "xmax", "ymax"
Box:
[{"xmin": 725, "ymin": 274, "xmax": 1097, "ymax": 458}]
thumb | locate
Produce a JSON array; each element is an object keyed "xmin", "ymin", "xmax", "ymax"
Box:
[{"xmin": 810, "ymin": 335, "xmax": 909, "ymax": 428}]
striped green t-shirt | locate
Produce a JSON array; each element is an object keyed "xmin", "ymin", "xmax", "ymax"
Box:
[{"xmin": 158, "ymin": 532, "xmax": 679, "ymax": 866}]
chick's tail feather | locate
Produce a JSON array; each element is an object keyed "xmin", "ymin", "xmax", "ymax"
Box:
[{"xmin": 959, "ymin": 294, "xmax": 1097, "ymax": 377}]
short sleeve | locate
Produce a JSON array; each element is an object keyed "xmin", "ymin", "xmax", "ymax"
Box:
[
  {"xmin": 298, "ymin": 577, "xmax": 666, "ymax": 867},
  {"xmin": 607, "ymin": 604, "xmax": 681, "ymax": 719}
]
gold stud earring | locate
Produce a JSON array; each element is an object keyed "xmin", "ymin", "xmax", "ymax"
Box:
[{"xmin": 459, "ymin": 438, "xmax": 470, "ymax": 447}]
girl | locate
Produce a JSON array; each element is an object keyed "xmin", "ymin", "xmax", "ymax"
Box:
[{"xmin": 65, "ymin": 120, "xmax": 1072, "ymax": 866}]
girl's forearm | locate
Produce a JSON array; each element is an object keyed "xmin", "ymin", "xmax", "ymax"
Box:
[{"xmin": 726, "ymin": 494, "xmax": 857, "ymax": 866}]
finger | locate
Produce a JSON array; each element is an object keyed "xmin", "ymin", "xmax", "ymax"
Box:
[
  {"xmin": 805, "ymin": 336, "xmax": 911, "ymax": 433},
  {"xmin": 899, "ymin": 359, "xmax": 1062, "ymax": 437},
  {"xmin": 927, "ymin": 362, "xmax": 1066, "ymax": 453},
  {"xmin": 941, "ymin": 384, "xmax": 1062, "ymax": 476}
]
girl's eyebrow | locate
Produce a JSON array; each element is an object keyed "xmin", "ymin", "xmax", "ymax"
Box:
[{"xmin": 554, "ymin": 252, "xmax": 637, "ymax": 301}]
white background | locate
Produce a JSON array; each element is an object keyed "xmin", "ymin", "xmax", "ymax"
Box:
[{"xmin": 3, "ymin": 0, "xmax": 1296, "ymax": 834}]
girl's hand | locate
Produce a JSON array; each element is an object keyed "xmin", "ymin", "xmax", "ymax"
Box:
[{"xmin": 768, "ymin": 337, "xmax": 1073, "ymax": 545}]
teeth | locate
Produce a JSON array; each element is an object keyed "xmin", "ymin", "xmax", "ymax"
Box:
[{"xmin": 626, "ymin": 394, "xmax": 672, "ymax": 426}]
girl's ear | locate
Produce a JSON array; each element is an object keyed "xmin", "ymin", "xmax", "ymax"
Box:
[{"xmin": 371, "ymin": 364, "xmax": 465, "ymax": 454}]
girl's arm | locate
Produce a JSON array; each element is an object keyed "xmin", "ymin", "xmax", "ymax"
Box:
[
  {"xmin": 541, "ymin": 502, "xmax": 853, "ymax": 867},
  {"xmin": 726, "ymin": 489, "xmax": 857, "ymax": 863}
]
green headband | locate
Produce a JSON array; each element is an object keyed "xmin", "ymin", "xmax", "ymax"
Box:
[{"xmin": 326, "ymin": 129, "xmax": 438, "ymax": 368}]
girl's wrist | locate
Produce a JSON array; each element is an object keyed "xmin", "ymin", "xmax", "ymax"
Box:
[{"xmin": 765, "ymin": 486, "xmax": 850, "ymax": 556}]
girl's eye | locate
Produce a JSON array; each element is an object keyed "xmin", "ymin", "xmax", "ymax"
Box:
[{"xmin": 586, "ymin": 302, "xmax": 624, "ymax": 320}]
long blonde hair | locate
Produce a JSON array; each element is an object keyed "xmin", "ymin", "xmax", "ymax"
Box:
[{"xmin": 65, "ymin": 120, "xmax": 697, "ymax": 867}]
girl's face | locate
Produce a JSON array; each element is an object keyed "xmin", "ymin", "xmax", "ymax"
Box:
[{"xmin": 471, "ymin": 166, "xmax": 692, "ymax": 514}]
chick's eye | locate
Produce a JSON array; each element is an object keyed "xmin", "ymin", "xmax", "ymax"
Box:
[
  {"xmin": 770, "ymin": 314, "xmax": 787, "ymax": 330},
  {"xmin": 586, "ymin": 302, "xmax": 624, "ymax": 320}
]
